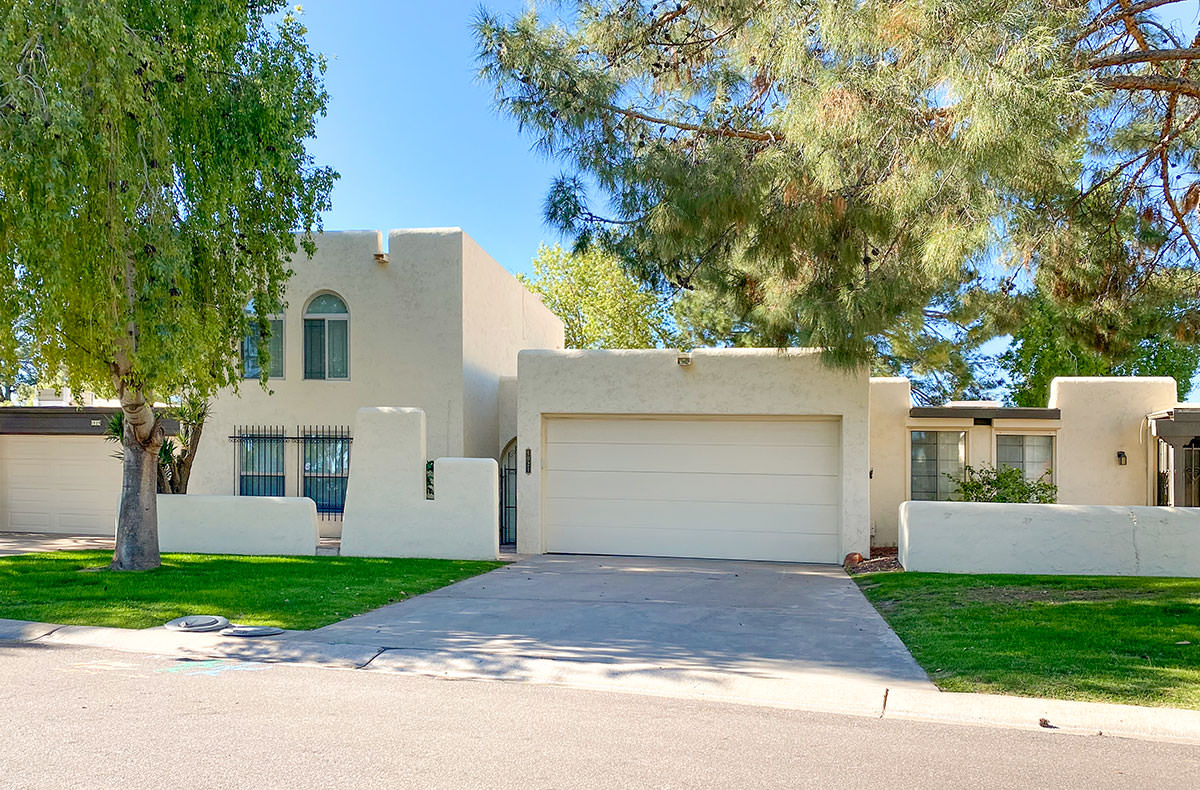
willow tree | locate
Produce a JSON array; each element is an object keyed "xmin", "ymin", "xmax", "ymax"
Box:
[
  {"xmin": 0, "ymin": 2, "xmax": 335, "ymax": 569},
  {"xmin": 475, "ymin": 1, "xmax": 1200, "ymax": 400}
]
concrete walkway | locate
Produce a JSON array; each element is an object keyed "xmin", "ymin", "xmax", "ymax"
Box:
[
  {"xmin": 0, "ymin": 531, "xmax": 341, "ymax": 556},
  {"xmin": 0, "ymin": 532, "xmax": 114, "ymax": 556},
  {"xmin": 307, "ymin": 554, "xmax": 934, "ymax": 705}
]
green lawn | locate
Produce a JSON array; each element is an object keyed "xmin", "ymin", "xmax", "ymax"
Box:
[
  {"xmin": 855, "ymin": 572, "xmax": 1200, "ymax": 709},
  {"xmin": 0, "ymin": 551, "xmax": 503, "ymax": 630}
]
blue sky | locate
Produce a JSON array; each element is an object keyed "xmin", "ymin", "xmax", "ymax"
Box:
[{"xmin": 298, "ymin": 1, "xmax": 561, "ymax": 277}]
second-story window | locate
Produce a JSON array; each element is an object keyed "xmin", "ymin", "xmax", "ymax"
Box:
[
  {"xmin": 303, "ymin": 293, "xmax": 349, "ymax": 380},
  {"xmin": 242, "ymin": 315, "xmax": 284, "ymax": 379}
]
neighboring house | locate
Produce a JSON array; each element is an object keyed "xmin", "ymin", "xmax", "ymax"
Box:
[{"xmin": 186, "ymin": 228, "xmax": 564, "ymax": 536}]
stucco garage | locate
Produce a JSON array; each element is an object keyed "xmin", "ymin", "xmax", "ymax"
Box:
[
  {"xmin": 0, "ymin": 434, "xmax": 121, "ymax": 535},
  {"xmin": 518, "ymin": 349, "xmax": 869, "ymax": 563}
]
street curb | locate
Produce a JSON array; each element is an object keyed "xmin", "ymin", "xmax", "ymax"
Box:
[{"xmin": 5, "ymin": 615, "xmax": 1200, "ymax": 744}]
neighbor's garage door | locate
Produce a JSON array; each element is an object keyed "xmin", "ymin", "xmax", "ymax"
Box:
[
  {"xmin": 0, "ymin": 436, "xmax": 122, "ymax": 534},
  {"xmin": 543, "ymin": 416, "xmax": 841, "ymax": 562}
]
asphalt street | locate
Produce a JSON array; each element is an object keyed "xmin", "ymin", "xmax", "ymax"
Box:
[{"xmin": 2, "ymin": 642, "xmax": 1198, "ymax": 789}]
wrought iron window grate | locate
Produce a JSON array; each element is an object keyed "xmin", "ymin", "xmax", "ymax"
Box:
[{"xmin": 229, "ymin": 425, "xmax": 352, "ymax": 518}]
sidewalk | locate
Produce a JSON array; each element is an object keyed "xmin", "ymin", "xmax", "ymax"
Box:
[{"xmin": 4, "ymin": 614, "xmax": 1199, "ymax": 745}]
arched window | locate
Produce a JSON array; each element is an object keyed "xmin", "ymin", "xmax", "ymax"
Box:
[{"xmin": 303, "ymin": 293, "xmax": 349, "ymax": 380}]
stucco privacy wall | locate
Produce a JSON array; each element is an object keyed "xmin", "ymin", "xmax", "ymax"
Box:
[
  {"xmin": 1048, "ymin": 377, "xmax": 1176, "ymax": 506},
  {"xmin": 156, "ymin": 495, "xmax": 318, "ymax": 555},
  {"xmin": 868, "ymin": 378, "xmax": 910, "ymax": 547},
  {"xmin": 516, "ymin": 348, "xmax": 870, "ymax": 560},
  {"xmin": 460, "ymin": 233, "xmax": 564, "ymax": 460},
  {"xmin": 339, "ymin": 408, "xmax": 499, "ymax": 560},
  {"xmin": 900, "ymin": 500, "xmax": 1200, "ymax": 576}
]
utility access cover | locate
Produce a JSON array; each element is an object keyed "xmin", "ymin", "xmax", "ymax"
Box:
[
  {"xmin": 163, "ymin": 615, "xmax": 230, "ymax": 633},
  {"xmin": 219, "ymin": 625, "xmax": 285, "ymax": 638}
]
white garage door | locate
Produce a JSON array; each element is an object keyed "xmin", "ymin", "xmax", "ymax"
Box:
[
  {"xmin": 543, "ymin": 416, "xmax": 841, "ymax": 563},
  {"xmin": 0, "ymin": 436, "xmax": 122, "ymax": 534}
]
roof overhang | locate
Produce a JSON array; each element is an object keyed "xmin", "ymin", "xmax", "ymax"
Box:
[
  {"xmin": 1148, "ymin": 407, "xmax": 1200, "ymax": 441},
  {"xmin": 0, "ymin": 407, "xmax": 179, "ymax": 436},
  {"xmin": 908, "ymin": 406, "xmax": 1061, "ymax": 421}
]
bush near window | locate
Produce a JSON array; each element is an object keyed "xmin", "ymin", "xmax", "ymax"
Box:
[{"xmin": 949, "ymin": 464, "xmax": 1057, "ymax": 504}]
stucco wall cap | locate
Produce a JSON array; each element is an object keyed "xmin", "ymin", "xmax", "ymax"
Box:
[{"xmin": 517, "ymin": 347, "xmax": 825, "ymax": 361}]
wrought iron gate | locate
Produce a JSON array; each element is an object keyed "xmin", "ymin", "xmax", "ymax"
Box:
[
  {"xmin": 499, "ymin": 441, "xmax": 517, "ymax": 546},
  {"xmin": 300, "ymin": 425, "xmax": 352, "ymax": 516}
]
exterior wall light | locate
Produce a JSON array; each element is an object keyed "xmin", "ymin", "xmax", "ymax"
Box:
[
  {"xmin": 1117, "ymin": 451, "xmax": 1128, "ymax": 466},
  {"xmin": 677, "ymin": 353, "xmax": 692, "ymax": 367}
]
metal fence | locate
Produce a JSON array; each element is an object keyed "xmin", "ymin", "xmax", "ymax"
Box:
[
  {"xmin": 300, "ymin": 425, "xmax": 352, "ymax": 516},
  {"xmin": 499, "ymin": 443, "xmax": 517, "ymax": 546},
  {"xmin": 229, "ymin": 425, "xmax": 352, "ymax": 518}
]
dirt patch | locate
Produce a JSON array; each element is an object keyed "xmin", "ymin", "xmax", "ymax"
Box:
[
  {"xmin": 845, "ymin": 547, "xmax": 902, "ymax": 576},
  {"xmin": 965, "ymin": 587, "xmax": 1161, "ymax": 605}
]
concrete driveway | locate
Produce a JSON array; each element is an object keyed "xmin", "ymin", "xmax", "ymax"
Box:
[{"xmin": 309, "ymin": 554, "xmax": 934, "ymax": 709}]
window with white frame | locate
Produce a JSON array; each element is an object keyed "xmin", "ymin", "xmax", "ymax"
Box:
[
  {"xmin": 996, "ymin": 434, "xmax": 1054, "ymax": 482},
  {"xmin": 242, "ymin": 315, "xmax": 284, "ymax": 379},
  {"xmin": 911, "ymin": 430, "xmax": 966, "ymax": 501},
  {"xmin": 303, "ymin": 293, "xmax": 349, "ymax": 380}
]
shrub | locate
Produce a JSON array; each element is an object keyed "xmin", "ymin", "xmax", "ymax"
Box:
[{"xmin": 950, "ymin": 464, "xmax": 1058, "ymax": 504}]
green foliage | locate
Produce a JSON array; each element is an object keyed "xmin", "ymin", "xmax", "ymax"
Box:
[
  {"xmin": 0, "ymin": 550, "xmax": 503, "ymax": 630},
  {"xmin": 856, "ymin": 573, "xmax": 1200, "ymax": 708},
  {"xmin": 104, "ymin": 396, "xmax": 210, "ymax": 494},
  {"xmin": 1001, "ymin": 295, "xmax": 1199, "ymax": 406},
  {"xmin": 475, "ymin": 2, "xmax": 1200, "ymax": 392},
  {"xmin": 519, "ymin": 243, "xmax": 677, "ymax": 348},
  {"xmin": 951, "ymin": 464, "xmax": 1057, "ymax": 504},
  {"xmin": 0, "ymin": 1, "xmax": 335, "ymax": 404}
]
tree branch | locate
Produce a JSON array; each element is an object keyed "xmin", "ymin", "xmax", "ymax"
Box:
[
  {"xmin": 1087, "ymin": 47, "xmax": 1200, "ymax": 70},
  {"xmin": 603, "ymin": 102, "xmax": 780, "ymax": 142},
  {"xmin": 1096, "ymin": 73, "xmax": 1200, "ymax": 98}
]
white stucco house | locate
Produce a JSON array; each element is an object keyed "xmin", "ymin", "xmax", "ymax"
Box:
[
  {"xmin": 2, "ymin": 228, "xmax": 1199, "ymax": 568},
  {"xmin": 0, "ymin": 228, "xmax": 564, "ymax": 540}
]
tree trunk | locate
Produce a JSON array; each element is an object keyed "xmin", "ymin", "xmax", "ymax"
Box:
[
  {"xmin": 173, "ymin": 413, "xmax": 204, "ymax": 494},
  {"xmin": 111, "ymin": 389, "xmax": 164, "ymax": 571}
]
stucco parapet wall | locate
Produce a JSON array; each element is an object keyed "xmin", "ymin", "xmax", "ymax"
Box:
[
  {"xmin": 157, "ymin": 495, "xmax": 319, "ymax": 556},
  {"xmin": 900, "ymin": 500, "xmax": 1200, "ymax": 576},
  {"xmin": 339, "ymin": 407, "xmax": 499, "ymax": 561}
]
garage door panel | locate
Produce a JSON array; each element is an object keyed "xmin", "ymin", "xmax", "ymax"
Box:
[
  {"xmin": 547, "ymin": 523, "xmax": 841, "ymax": 564},
  {"xmin": 543, "ymin": 416, "xmax": 842, "ymax": 563},
  {"xmin": 545, "ymin": 497, "xmax": 839, "ymax": 534},
  {"xmin": 545, "ymin": 442, "xmax": 838, "ymax": 477},
  {"xmin": 546, "ymin": 417, "xmax": 839, "ymax": 447},
  {"xmin": 545, "ymin": 469, "xmax": 840, "ymax": 506},
  {"xmin": 1, "ymin": 436, "xmax": 121, "ymax": 535}
]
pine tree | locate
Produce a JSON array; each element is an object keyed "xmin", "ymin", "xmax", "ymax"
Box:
[{"xmin": 475, "ymin": 1, "xmax": 1200, "ymax": 396}]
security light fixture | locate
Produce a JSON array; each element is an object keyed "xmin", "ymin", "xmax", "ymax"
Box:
[
  {"xmin": 1117, "ymin": 451, "xmax": 1128, "ymax": 466},
  {"xmin": 677, "ymin": 353, "xmax": 692, "ymax": 367}
]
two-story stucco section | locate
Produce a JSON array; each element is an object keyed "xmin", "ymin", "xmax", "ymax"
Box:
[
  {"xmin": 1048, "ymin": 377, "xmax": 1177, "ymax": 506},
  {"xmin": 188, "ymin": 228, "xmax": 563, "ymax": 516},
  {"xmin": 516, "ymin": 348, "xmax": 870, "ymax": 563}
]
